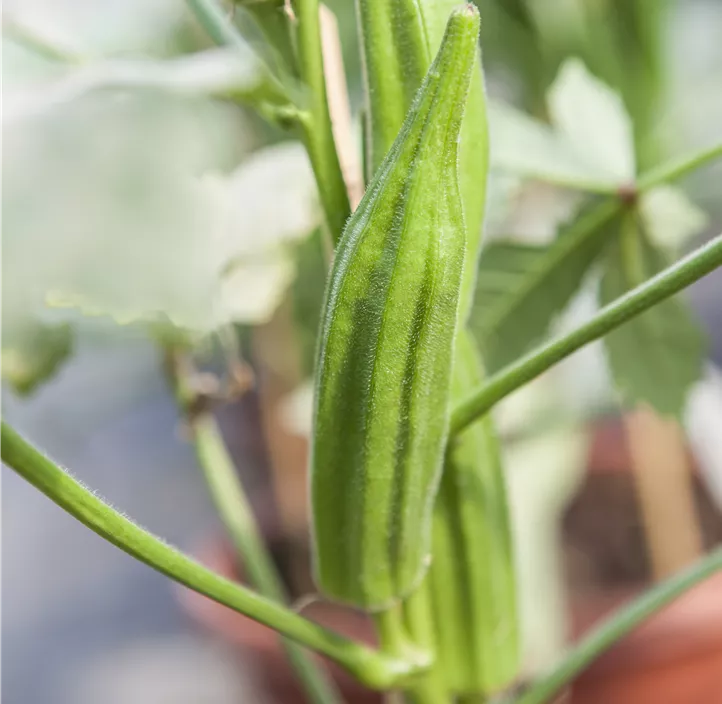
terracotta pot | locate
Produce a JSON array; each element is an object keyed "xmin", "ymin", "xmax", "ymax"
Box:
[
  {"xmin": 563, "ymin": 415, "xmax": 722, "ymax": 703},
  {"xmin": 569, "ymin": 574, "xmax": 722, "ymax": 704},
  {"xmin": 178, "ymin": 537, "xmax": 380, "ymax": 704}
]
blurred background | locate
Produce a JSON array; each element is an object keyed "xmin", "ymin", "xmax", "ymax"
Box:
[{"xmin": 2, "ymin": 0, "xmax": 722, "ymax": 702}]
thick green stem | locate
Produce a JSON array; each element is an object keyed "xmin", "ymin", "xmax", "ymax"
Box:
[
  {"xmin": 0, "ymin": 421, "xmax": 424, "ymax": 691},
  {"xmin": 515, "ymin": 548, "xmax": 722, "ymax": 704},
  {"xmin": 402, "ymin": 583, "xmax": 451, "ymax": 704},
  {"xmin": 184, "ymin": 0, "xmax": 349, "ymax": 241},
  {"xmin": 451, "ymin": 234, "xmax": 722, "ymax": 435},
  {"xmin": 374, "ymin": 605, "xmax": 445, "ymax": 704},
  {"xmin": 292, "ymin": 0, "xmax": 351, "ymax": 242}
]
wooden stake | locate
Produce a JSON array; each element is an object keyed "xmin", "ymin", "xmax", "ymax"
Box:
[
  {"xmin": 320, "ymin": 4, "xmax": 364, "ymax": 209},
  {"xmin": 625, "ymin": 406, "xmax": 703, "ymax": 580}
]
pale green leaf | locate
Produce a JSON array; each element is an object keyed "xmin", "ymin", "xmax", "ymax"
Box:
[
  {"xmin": 640, "ymin": 186, "xmax": 708, "ymax": 252},
  {"xmin": 600, "ymin": 223, "xmax": 706, "ymax": 415},
  {"xmin": 3, "ymin": 85, "xmax": 316, "ymax": 334},
  {"xmin": 3, "ymin": 48, "xmax": 286, "ymax": 126},
  {"xmin": 471, "ymin": 200, "xmax": 620, "ymax": 371},
  {"xmin": 488, "ymin": 99, "xmax": 619, "ymax": 193},
  {"xmin": 1, "ymin": 322, "xmax": 73, "ymax": 395},
  {"xmin": 548, "ymin": 58, "xmax": 636, "ymax": 183}
]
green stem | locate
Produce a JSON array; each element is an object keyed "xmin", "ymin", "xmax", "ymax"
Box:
[
  {"xmin": 514, "ymin": 548, "xmax": 722, "ymax": 704},
  {"xmin": 374, "ymin": 605, "xmax": 445, "ymax": 704},
  {"xmin": 375, "ymin": 605, "xmax": 410, "ymax": 657},
  {"xmin": 189, "ymin": 411, "xmax": 342, "ymax": 704},
  {"xmin": 451, "ymin": 234, "xmax": 722, "ymax": 435},
  {"xmin": 184, "ymin": 0, "xmax": 350, "ymax": 240},
  {"xmin": 185, "ymin": 0, "xmax": 250, "ymax": 50},
  {"xmin": 637, "ymin": 141, "xmax": 722, "ymax": 192},
  {"xmin": 402, "ymin": 584, "xmax": 451, "ymax": 704},
  {"xmin": 293, "ymin": 0, "xmax": 351, "ymax": 242},
  {"xmin": 0, "ymin": 421, "xmax": 423, "ymax": 691}
]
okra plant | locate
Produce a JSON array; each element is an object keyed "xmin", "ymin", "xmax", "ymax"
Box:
[{"xmin": 2, "ymin": 1, "xmax": 722, "ymax": 703}]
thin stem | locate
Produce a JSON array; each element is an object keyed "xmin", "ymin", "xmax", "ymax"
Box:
[
  {"xmin": 185, "ymin": 0, "xmax": 249, "ymax": 50},
  {"xmin": 0, "ymin": 421, "xmax": 424, "ymax": 691},
  {"xmin": 638, "ymin": 141, "xmax": 722, "ymax": 192},
  {"xmin": 168, "ymin": 352, "xmax": 340, "ymax": 703},
  {"xmin": 2, "ymin": 17, "xmax": 86, "ymax": 63},
  {"xmin": 451, "ymin": 235, "xmax": 722, "ymax": 435},
  {"xmin": 514, "ymin": 548, "xmax": 722, "ymax": 704},
  {"xmin": 293, "ymin": 0, "xmax": 351, "ymax": 242},
  {"xmin": 188, "ymin": 410, "xmax": 342, "ymax": 704}
]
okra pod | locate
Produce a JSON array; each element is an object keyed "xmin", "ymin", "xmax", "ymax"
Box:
[{"xmin": 310, "ymin": 6, "xmax": 480, "ymax": 610}]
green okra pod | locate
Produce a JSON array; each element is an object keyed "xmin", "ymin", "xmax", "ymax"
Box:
[
  {"xmin": 430, "ymin": 329, "xmax": 519, "ymax": 694},
  {"xmin": 310, "ymin": 5, "xmax": 480, "ymax": 611},
  {"xmin": 357, "ymin": 0, "xmax": 489, "ymax": 320}
]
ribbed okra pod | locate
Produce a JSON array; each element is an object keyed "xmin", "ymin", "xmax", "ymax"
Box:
[
  {"xmin": 310, "ymin": 6, "xmax": 480, "ymax": 611},
  {"xmin": 430, "ymin": 329, "xmax": 519, "ymax": 693},
  {"xmin": 357, "ymin": 0, "xmax": 489, "ymax": 317},
  {"xmin": 356, "ymin": 0, "xmax": 520, "ymax": 692}
]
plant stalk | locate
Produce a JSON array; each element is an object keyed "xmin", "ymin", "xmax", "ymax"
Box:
[
  {"xmin": 637, "ymin": 142, "xmax": 722, "ymax": 192},
  {"xmin": 451, "ymin": 234, "xmax": 722, "ymax": 435},
  {"xmin": 184, "ymin": 0, "xmax": 349, "ymax": 240},
  {"xmin": 0, "ymin": 421, "xmax": 425, "ymax": 691},
  {"xmin": 168, "ymin": 353, "xmax": 341, "ymax": 704},
  {"xmin": 292, "ymin": 0, "xmax": 351, "ymax": 242},
  {"xmin": 374, "ymin": 605, "xmax": 446, "ymax": 704},
  {"xmin": 514, "ymin": 548, "xmax": 722, "ymax": 704}
]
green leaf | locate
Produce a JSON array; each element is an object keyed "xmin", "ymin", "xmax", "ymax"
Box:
[
  {"xmin": 4, "ymin": 78, "xmax": 317, "ymax": 335},
  {"xmin": 488, "ymin": 59, "xmax": 636, "ymax": 192},
  {"xmin": 600, "ymin": 217, "xmax": 706, "ymax": 415},
  {"xmin": 548, "ymin": 58, "xmax": 636, "ymax": 183},
  {"xmin": 488, "ymin": 100, "xmax": 618, "ymax": 193},
  {"xmin": 639, "ymin": 186, "xmax": 708, "ymax": 253},
  {"xmin": 470, "ymin": 199, "xmax": 620, "ymax": 371},
  {"xmin": 2, "ymin": 322, "xmax": 73, "ymax": 395}
]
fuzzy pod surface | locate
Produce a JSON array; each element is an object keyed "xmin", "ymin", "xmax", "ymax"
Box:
[
  {"xmin": 310, "ymin": 6, "xmax": 480, "ymax": 611},
  {"xmin": 430, "ymin": 329, "xmax": 520, "ymax": 693},
  {"xmin": 357, "ymin": 0, "xmax": 489, "ymax": 321}
]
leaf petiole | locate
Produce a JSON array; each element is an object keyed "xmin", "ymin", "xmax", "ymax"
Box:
[{"xmin": 451, "ymin": 234, "xmax": 722, "ymax": 435}]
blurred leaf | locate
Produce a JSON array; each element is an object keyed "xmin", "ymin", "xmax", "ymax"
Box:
[
  {"xmin": 3, "ymin": 48, "xmax": 291, "ymax": 126},
  {"xmin": 2, "ymin": 0, "xmax": 186, "ymax": 56},
  {"xmin": 491, "ymin": 181, "xmax": 584, "ymax": 246},
  {"xmin": 471, "ymin": 200, "xmax": 620, "ymax": 371},
  {"xmin": 3, "ymin": 86, "xmax": 317, "ymax": 336},
  {"xmin": 548, "ymin": 58, "xmax": 636, "ymax": 183},
  {"xmin": 489, "ymin": 59, "xmax": 636, "ymax": 192},
  {"xmin": 2, "ymin": 323, "xmax": 73, "ymax": 395},
  {"xmin": 494, "ymin": 0, "xmax": 536, "ymax": 33},
  {"xmin": 488, "ymin": 100, "xmax": 617, "ymax": 193},
  {"xmin": 640, "ymin": 186, "xmax": 708, "ymax": 252},
  {"xmin": 483, "ymin": 172, "xmax": 524, "ymax": 239},
  {"xmin": 600, "ymin": 218, "xmax": 706, "ymax": 415}
]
